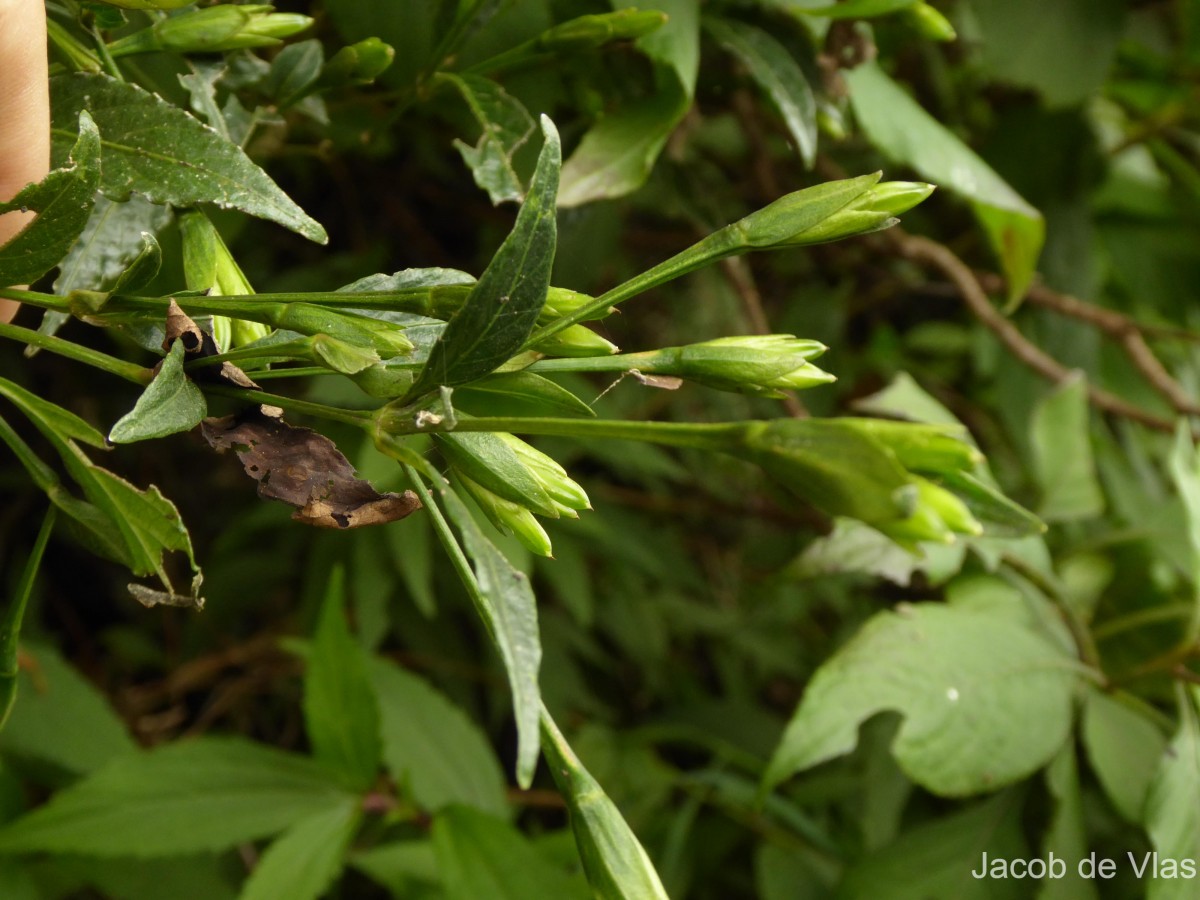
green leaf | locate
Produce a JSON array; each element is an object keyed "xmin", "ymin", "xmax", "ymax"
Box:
[
  {"xmin": 704, "ymin": 18, "xmax": 817, "ymax": 168},
  {"xmin": 407, "ymin": 117, "xmax": 560, "ymax": 398},
  {"xmin": 240, "ymin": 800, "xmax": 360, "ymax": 900},
  {"xmin": 558, "ymin": 0, "xmax": 697, "ymax": 206},
  {"xmin": 0, "ymin": 640, "xmax": 136, "ymax": 774},
  {"xmin": 1083, "ymin": 688, "xmax": 1168, "ymax": 823},
  {"xmin": 435, "ymin": 431, "xmax": 556, "ymax": 516},
  {"xmin": 763, "ymin": 602, "xmax": 1077, "ymax": 797},
  {"xmin": 351, "ymin": 841, "xmax": 441, "ymax": 895},
  {"xmin": 846, "ymin": 61, "xmax": 1044, "ymax": 306},
  {"xmin": 368, "ymin": 656, "xmax": 509, "ymax": 818},
  {"xmin": 108, "ymin": 341, "xmax": 207, "ymax": 444},
  {"xmin": 303, "ymin": 568, "xmax": 382, "ymax": 790},
  {"xmin": 0, "ymin": 377, "xmax": 108, "ymax": 448},
  {"xmin": 1145, "ymin": 687, "xmax": 1200, "ymax": 898},
  {"xmin": 1170, "ymin": 423, "xmax": 1200, "ymax": 628},
  {"xmin": 456, "ymin": 372, "xmax": 595, "ymax": 419},
  {"xmin": 432, "ymin": 806, "xmax": 589, "ymax": 900},
  {"xmin": 837, "ymin": 792, "xmax": 1028, "ymax": 899},
  {"xmin": 0, "ymin": 737, "xmax": 353, "ymax": 856},
  {"xmin": 1030, "ymin": 372, "xmax": 1104, "ymax": 521},
  {"xmin": 440, "ymin": 487, "xmax": 542, "ymax": 788},
  {"xmin": 1040, "ymin": 742, "xmax": 1099, "ymax": 900},
  {"xmin": 265, "ymin": 39, "xmax": 325, "ymax": 108},
  {"xmin": 50, "ymin": 73, "xmax": 327, "ymax": 244},
  {"xmin": 0, "ymin": 111, "xmax": 101, "ymax": 288},
  {"xmin": 970, "ymin": 0, "xmax": 1125, "ymax": 108},
  {"xmin": 441, "ymin": 72, "xmax": 537, "ymax": 205}
]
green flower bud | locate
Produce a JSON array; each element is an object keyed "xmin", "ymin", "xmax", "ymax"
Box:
[
  {"xmin": 913, "ymin": 476, "xmax": 982, "ymax": 536},
  {"xmin": 319, "ymin": 37, "xmax": 395, "ymax": 88},
  {"xmin": 878, "ymin": 500, "xmax": 956, "ymax": 547},
  {"xmin": 540, "ymin": 10, "xmax": 668, "ymax": 50},
  {"xmin": 532, "ymin": 324, "xmax": 619, "ymax": 357},
  {"xmin": 349, "ymin": 362, "xmax": 415, "ymax": 399},
  {"xmin": 435, "ymin": 432, "xmax": 558, "ymax": 517},
  {"xmin": 109, "ymin": 5, "xmax": 312, "ymax": 57},
  {"xmin": 862, "ymin": 181, "xmax": 937, "ymax": 217},
  {"xmin": 496, "ymin": 433, "xmax": 590, "ymax": 512},
  {"xmin": 455, "ymin": 473, "xmax": 554, "ymax": 557},
  {"xmin": 836, "ymin": 418, "xmax": 981, "ymax": 474},
  {"xmin": 275, "ymin": 305, "xmax": 413, "ymax": 358},
  {"xmin": 656, "ymin": 335, "xmax": 832, "ymax": 397},
  {"xmin": 903, "ymin": 2, "xmax": 958, "ymax": 42}
]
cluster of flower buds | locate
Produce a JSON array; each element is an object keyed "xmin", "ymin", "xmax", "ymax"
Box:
[
  {"xmin": 435, "ymin": 431, "xmax": 590, "ymax": 556},
  {"xmin": 731, "ymin": 416, "xmax": 1030, "ymax": 549},
  {"xmin": 623, "ymin": 335, "xmax": 833, "ymax": 397}
]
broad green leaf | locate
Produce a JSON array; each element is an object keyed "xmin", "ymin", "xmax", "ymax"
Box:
[
  {"xmin": 539, "ymin": 712, "xmax": 670, "ymax": 900},
  {"xmin": 108, "ymin": 342, "xmax": 207, "ymax": 444},
  {"xmin": 705, "ymin": 18, "xmax": 817, "ymax": 168},
  {"xmin": 240, "ymin": 800, "xmax": 360, "ymax": 900},
  {"xmin": 0, "ymin": 111, "xmax": 100, "ymax": 288},
  {"xmin": 970, "ymin": 0, "xmax": 1125, "ymax": 108},
  {"xmin": 1030, "ymin": 372, "xmax": 1104, "ymax": 521},
  {"xmin": 0, "ymin": 859, "xmax": 37, "ymax": 900},
  {"xmin": 763, "ymin": 602, "xmax": 1077, "ymax": 796},
  {"xmin": 440, "ymin": 487, "xmax": 542, "ymax": 788},
  {"xmin": 802, "ymin": 0, "xmax": 918, "ymax": 16},
  {"xmin": 48, "ymin": 854, "xmax": 237, "ymax": 900},
  {"xmin": 837, "ymin": 792, "xmax": 1028, "ymax": 899},
  {"xmin": 351, "ymin": 841, "xmax": 441, "ymax": 895},
  {"xmin": 846, "ymin": 61, "xmax": 1044, "ymax": 306},
  {"xmin": 456, "ymin": 372, "xmax": 595, "ymax": 419},
  {"xmin": 304, "ymin": 569, "xmax": 382, "ymax": 790},
  {"xmin": 1040, "ymin": 743, "xmax": 1099, "ymax": 900},
  {"xmin": 0, "ymin": 377, "xmax": 107, "ymax": 448},
  {"xmin": 368, "ymin": 656, "xmax": 509, "ymax": 818},
  {"xmin": 432, "ymin": 806, "xmax": 589, "ymax": 900},
  {"xmin": 50, "ymin": 73, "xmax": 327, "ymax": 244},
  {"xmin": 558, "ymin": 0, "xmax": 697, "ymax": 206},
  {"xmin": 788, "ymin": 518, "xmax": 926, "ymax": 586},
  {"xmin": 0, "ymin": 640, "xmax": 135, "ymax": 774},
  {"xmin": 0, "ymin": 737, "xmax": 353, "ymax": 856},
  {"xmin": 1145, "ymin": 687, "xmax": 1200, "ymax": 899},
  {"xmin": 1083, "ymin": 688, "xmax": 1168, "ymax": 823},
  {"xmin": 407, "ymin": 117, "xmax": 560, "ymax": 398},
  {"xmin": 441, "ymin": 72, "xmax": 537, "ymax": 205},
  {"xmin": 265, "ymin": 39, "xmax": 325, "ymax": 109}
]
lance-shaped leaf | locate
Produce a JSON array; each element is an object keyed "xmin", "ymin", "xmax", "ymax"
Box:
[
  {"xmin": 241, "ymin": 800, "xmax": 361, "ymax": 900},
  {"xmin": 846, "ymin": 61, "xmax": 1043, "ymax": 307},
  {"xmin": 50, "ymin": 73, "xmax": 327, "ymax": 244},
  {"xmin": 109, "ymin": 341, "xmax": 207, "ymax": 444},
  {"xmin": 440, "ymin": 486, "xmax": 542, "ymax": 788},
  {"xmin": 0, "ymin": 111, "xmax": 101, "ymax": 288},
  {"xmin": 406, "ymin": 117, "xmax": 560, "ymax": 400},
  {"xmin": 705, "ymin": 18, "xmax": 817, "ymax": 168},
  {"xmin": 440, "ymin": 72, "xmax": 536, "ymax": 205}
]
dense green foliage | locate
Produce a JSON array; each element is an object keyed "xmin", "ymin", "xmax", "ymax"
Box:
[{"xmin": 1, "ymin": 0, "xmax": 1199, "ymax": 897}]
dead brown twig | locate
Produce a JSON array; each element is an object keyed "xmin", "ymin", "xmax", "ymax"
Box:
[{"xmin": 892, "ymin": 231, "xmax": 1178, "ymax": 433}]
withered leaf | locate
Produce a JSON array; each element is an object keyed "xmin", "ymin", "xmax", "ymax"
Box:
[
  {"xmin": 163, "ymin": 298, "xmax": 259, "ymax": 390},
  {"xmin": 201, "ymin": 405, "xmax": 421, "ymax": 528}
]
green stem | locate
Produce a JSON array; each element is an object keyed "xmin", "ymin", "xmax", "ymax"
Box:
[
  {"xmin": 522, "ymin": 229, "xmax": 738, "ymax": 351},
  {"xmin": 378, "ymin": 410, "xmax": 746, "ymax": 451},
  {"xmin": 527, "ymin": 352, "xmax": 662, "ymax": 374},
  {"xmin": 0, "ymin": 321, "xmax": 151, "ymax": 384},
  {"xmin": 0, "ymin": 507, "xmax": 56, "ymax": 730},
  {"xmin": 202, "ymin": 385, "xmax": 373, "ymax": 427},
  {"xmin": 1093, "ymin": 603, "xmax": 1196, "ymax": 642},
  {"xmin": 45, "ymin": 18, "xmax": 102, "ymax": 73}
]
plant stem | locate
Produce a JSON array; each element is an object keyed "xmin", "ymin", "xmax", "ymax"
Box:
[
  {"xmin": 378, "ymin": 410, "xmax": 746, "ymax": 451},
  {"xmin": 203, "ymin": 384, "xmax": 373, "ymax": 427},
  {"xmin": 0, "ymin": 320, "xmax": 151, "ymax": 384},
  {"xmin": 522, "ymin": 229, "xmax": 738, "ymax": 350}
]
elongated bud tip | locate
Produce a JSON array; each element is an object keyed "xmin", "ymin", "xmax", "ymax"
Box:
[{"xmin": 866, "ymin": 182, "xmax": 936, "ymax": 216}]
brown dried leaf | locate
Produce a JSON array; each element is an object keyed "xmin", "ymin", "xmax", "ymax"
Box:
[
  {"xmin": 201, "ymin": 405, "xmax": 421, "ymax": 528},
  {"xmin": 163, "ymin": 298, "xmax": 259, "ymax": 390}
]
